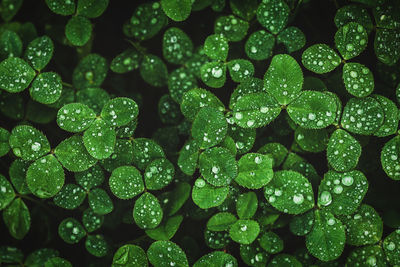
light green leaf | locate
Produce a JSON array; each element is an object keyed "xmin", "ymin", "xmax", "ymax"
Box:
[
  {"xmin": 3, "ymin": 198, "xmax": 30, "ymax": 240},
  {"xmin": 57, "ymin": 103, "xmax": 96, "ymax": 132},
  {"xmin": 9, "ymin": 125, "xmax": 50, "ymax": 161},
  {"xmin": 132, "ymin": 138, "xmax": 165, "ymax": 170},
  {"xmin": 287, "ymin": 90, "xmax": 337, "ymax": 129},
  {"xmin": 53, "ymin": 184, "xmax": 86, "ymax": 209},
  {"xmin": 0, "ymin": 174, "xmax": 15, "ymax": 210},
  {"xmin": 29, "ymin": 72, "xmax": 62, "ymax": 104},
  {"xmin": 236, "ymin": 192, "xmax": 258, "ymax": 219},
  {"xmin": 145, "ymin": 215, "xmax": 183, "ymax": 241},
  {"xmin": 65, "ymin": 16, "xmax": 92, "ymax": 46},
  {"xmin": 168, "ymin": 67, "xmax": 198, "ymax": 104},
  {"xmin": 306, "ymin": 210, "xmax": 345, "ymax": 261},
  {"xmin": 373, "ymin": 94, "xmax": 399, "ymax": 137},
  {"xmin": 245, "ymin": 30, "xmax": 275, "ymax": 60},
  {"xmin": 317, "ymin": 170, "xmax": 368, "ymax": 215},
  {"xmin": 192, "ymin": 107, "xmax": 227, "ymax": 149},
  {"xmin": 83, "ymin": 119, "xmax": 116, "ymax": 159},
  {"xmin": 45, "ymin": 0, "xmax": 76, "ymax": 15},
  {"xmin": 110, "ymin": 48, "xmax": 142, "ymax": 73},
  {"xmin": 144, "ymin": 158, "xmax": 174, "ymax": 190},
  {"xmin": 259, "ymin": 231, "xmax": 283, "ymax": 254},
  {"xmin": 24, "ymin": 35, "xmax": 54, "ymax": 71},
  {"xmin": 302, "ymin": 44, "xmax": 341, "ymax": 74},
  {"xmin": 147, "ymin": 241, "xmax": 188, "ymax": 267},
  {"xmin": 235, "ymin": 153, "xmax": 273, "ymax": 189},
  {"xmin": 200, "ymin": 61, "xmax": 227, "ymax": 88},
  {"xmin": 55, "ymin": 135, "xmax": 97, "ymax": 172},
  {"xmin": 58, "ymin": 218, "xmax": 86, "ymax": 244},
  {"xmin": 327, "ymin": 129, "xmax": 361, "ymax": 172},
  {"xmin": 112, "ymin": 244, "xmax": 148, "ymax": 267},
  {"xmin": 180, "ymin": 88, "xmax": 224, "ymax": 121},
  {"xmin": 0, "ymin": 57, "xmax": 36, "ymax": 93},
  {"xmin": 383, "ymin": 230, "xmax": 400, "ymax": 265},
  {"xmin": 346, "ymin": 245, "xmax": 387, "ymax": 267},
  {"xmin": 192, "ymin": 178, "xmax": 229, "ymax": 209},
  {"xmin": 214, "ymin": 15, "xmax": 249, "ymax": 42},
  {"xmin": 256, "ymin": 0, "xmax": 289, "ymax": 34},
  {"xmin": 140, "ymin": 54, "xmax": 168, "ymax": 87},
  {"xmin": 381, "ymin": 136, "xmax": 400, "ymax": 181},
  {"xmin": 85, "ymin": 235, "xmax": 108, "ymax": 257},
  {"xmin": 161, "ymin": 0, "xmax": 191, "ymax": 22},
  {"xmin": 163, "ymin": 27, "xmax": 193, "ymax": 65},
  {"xmin": 0, "ymin": 30, "xmax": 22, "ymax": 60},
  {"xmin": 335, "ymin": 22, "xmax": 368, "ymax": 60},
  {"xmin": 207, "ymin": 212, "xmax": 237, "ymax": 231},
  {"xmin": 82, "ymin": 208, "xmax": 104, "ymax": 232},
  {"xmin": 74, "ymin": 164, "xmax": 104, "ymax": 190},
  {"xmin": 72, "ymin": 53, "xmax": 108, "ymax": 90},
  {"xmin": 199, "ymin": 147, "xmax": 237, "ymax": 187},
  {"xmin": 277, "ymin": 26, "xmax": 306, "ymax": 53},
  {"xmin": 229, "ymin": 219, "xmax": 260, "ymax": 245},
  {"xmin": 227, "ymin": 59, "xmax": 254, "ymax": 83},
  {"xmin": 109, "ymin": 166, "xmax": 144, "ymax": 199},
  {"xmin": 204, "ymin": 34, "xmax": 228, "ymax": 61},
  {"xmin": 342, "ymin": 63, "xmax": 374, "ymax": 97},
  {"xmin": 341, "ymin": 96, "xmax": 384, "ymax": 135},
  {"xmin": 133, "ymin": 192, "xmax": 163, "ymax": 229},
  {"xmin": 77, "ymin": 0, "xmax": 109, "ymax": 18},
  {"xmin": 264, "ymin": 170, "xmax": 314, "ymax": 215},
  {"xmin": 193, "ymin": 251, "xmax": 238, "ymax": 267}
]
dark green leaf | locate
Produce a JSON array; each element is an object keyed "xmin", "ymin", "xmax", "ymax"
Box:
[
  {"xmin": 3, "ymin": 198, "xmax": 30, "ymax": 240},
  {"xmin": 133, "ymin": 192, "xmax": 163, "ymax": 229},
  {"xmin": 24, "ymin": 35, "xmax": 54, "ymax": 71},
  {"xmin": 65, "ymin": 16, "xmax": 92, "ymax": 46},
  {"xmin": 58, "ymin": 218, "xmax": 86, "ymax": 244},
  {"xmin": 0, "ymin": 57, "xmax": 36, "ymax": 93}
]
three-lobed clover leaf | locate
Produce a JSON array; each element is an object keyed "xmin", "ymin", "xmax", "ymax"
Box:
[
  {"xmin": 302, "ymin": 44, "xmax": 341, "ymax": 74},
  {"xmin": 109, "ymin": 166, "xmax": 144, "ymax": 199},
  {"xmin": 0, "ymin": 57, "xmax": 36, "ymax": 93},
  {"xmin": 235, "ymin": 153, "xmax": 273, "ymax": 189},
  {"xmin": 133, "ymin": 192, "xmax": 163, "ymax": 229},
  {"xmin": 335, "ymin": 22, "xmax": 368, "ymax": 60},
  {"xmin": 112, "ymin": 244, "xmax": 148, "ymax": 267}
]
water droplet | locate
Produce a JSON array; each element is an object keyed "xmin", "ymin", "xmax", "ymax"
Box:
[
  {"xmin": 31, "ymin": 142, "xmax": 41, "ymax": 152},
  {"xmin": 235, "ymin": 112, "xmax": 243, "ymax": 120},
  {"xmin": 342, "ymin": 176, "xmax": 354, "ymax": 186},
  {"xmin": 212, "ymin": 166, "xmax": 220, "ymax": 174},
  {"xmin": 327, "ymin": 218, "xmax": 335, "ymax": 226},
  {"xmin": 293, "ymin": 193, "xmax": 304, "ymax": 204},
  {"xmin": 308, "ymin": 113, "xmax": 316, "ymax": 120},
  {"xmin": 346, "ymin": 44, "xmax": 354, "ymax": 51},
  {"xmin": 211, "ymin": 67, "xmax": 223, "ymax": 78},
  {"xmin": 254, "ymin": 156, "xmax": 262, "ymax": 164},
  {"xmin": 386, "ymin": 241, "xmax": 396, "ymax": 251},
  {"xmin": 333, "ymin": 185, "xmax": 343, "ymax": 194},
  {"xmin": 319, "ymin": 191, "xmax": 332, "ymax": 206},
  {"xmin": 195, "ymin": 178, "xmax": 205, "ymax": 188},
  {"xmin": 247, "ymin": 120, "xmax": 254, "ymax": 127},
  {"xmin": 241, "ymin": 225, "xmax": 247, "ymax": 231}
]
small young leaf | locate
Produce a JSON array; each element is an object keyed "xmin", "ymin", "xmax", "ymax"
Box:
[
  {"xmin": 24, "ymin": 35, "xmax": 54, "ymax": 71},
  {"xmin": 264, "ymin": 170, "xmax": 314, "ymax": 215},
  {"xmin": 287, "ymin": 90, "xmax": 337, "ymax": 129},
  {"xmin": 9, "ymin": 125, "xmax": 51, "ymax": 161},
  {"xmin": 57, "ymin": 103, "xmax": 96, "ymax": 132},
  {"xmin": 77, "ymin": 0, "xmax": 109, "ymax": 18},
  {"xmin": 140, "ymin": 54, "xmax": 168, "ymax": 87},
  {"xmin": 132, "ymin": 138, "xmax": 165, "ymax": 170},
  {"xmin": 53, "ymin": 184, "xmax": 86, "ymax": 209},
  {"xmin": 258, "ymin": 142, "xmax": 288, "ymax": 168},
  {"xmin": 83, "ymin": 119, "xmax": 116, "ymax": 159},
  {"xmin": 161, "ymin": 0, "xmax": 191, "ymax": 22},
  {"xmin": 200, "ymin": 61, "xmax": 227, "ymax": 88},
  {"xmin": 317, "ymin": 170, "xmax": 368, "ymax": 215},
  {"xmin": 236, "ymin": 192, "xmax": 258, "ymax": 219},
  {"xmin": 112, "ymin": 244, "xmax": 148, "ymax": 267},
  {"xmin": 0, "ymin": 57, "xmax": 36, "ymax": 93},
  {"xmin": 110, "ymin": 49, "xmax": 142, "ymax": 73},
  {"xmin": 29, "ymin": 72, "xmax": 62, "ymax": 104},
  {"xmin": 192, "ymin": 178, "xmax": 229, "ymax": 209},
  {"xmin": 147, "ymin": 241, "xmax": 188, "ymax": 267},
  {"xmin": 204, "ymin": 34, "xmax": 228, "ymax": 61},
  {"xmin": 193, "ymin": 251, "xmax": 238, "ymax": 267},
  {"xmin": 227, "ymin": 59, "xmax": 254, "ymax": 82},
  {"xmin": 0, "ymin": 174, "xmax": 15, "ymax": 210},
  {"xmin": 101, "ymin": 97, "xmax": 138, "ymax": 127},
  {"xmin": 180, "ymin": 88, "xmax": 224, "ymax": 121},
  {"xmin": 327, "ymin": 129, "xmax": 361, "ymax": 172},
  {"xmin": 305, "ymin": 210, "xmax": 345, "ymax": 261},
  {"xmin": 3, "ymin": 198, "xmax": 30, "ymax": 240},
  {"xmin": 199, "ymin": 147, "xmax": 237, "ymax": 187},
  {"xmin": 144, "ymin": 158, "xmax": 174, "ymax": 190},
  {"xmin": 82, "ymin": 208, "xmax": 104, "ymax": 233},
  {"xmin": 214, "ymin": 15, "xmax": 249, "ymax": 42},
  {"xmin": 342, "ymin": 63, "xmax": 374, "ymax": 97},
  {"xmin": 163, "ymin": 27, "xmax": 193, "ymax": 65},
  {"xmin": 245, "ymin": 30, "xmax": 275, "ymax": 60},
  {"xmin": 85, "ymin": 235, "xmax": 108, "ymax": 257},
  {"xmin": 383, "ymin": 230, "xmax": 400, "ymax": 265},
  {"xmin": 381, "ymin": 136, "xmax": 400, "ymax": 181},
  {"xmin": 109, "ymin": 166, "xmax": 144, "ymax": 199},
  {"xmin": 335, "ymin": 22, "xmax": 368, "ymax": 60},
  {"xmin": 256, "ymin": 0, "xmax": 289, "ymax": 34},
  {"xmin": 58, "ymin": 218, "xmax": 86, "ymax": 244},
  {"xmin": 145, "ymin": 215, "xmax": 183, "ymax": 241},
  {"xmin": 72, "ymin": 53, "xmax": 108, "ymax": 90},
  {"xmin": 88, "ymin": 188, "xmax": 113, "ymax": 215},
  {"xmin": 75, "ymin": 164, "xmax": 104, "ymax": 190},
  {"xmin": 207, "ymin": 212, "xmax": 237, "ymax": 231},
  {"xmin": 229, "ymin": 219, "xmax": 260, "ymax": 245},
  {"xmin": 192, "ymin": 107, "xmax": 227, "ymax": 149},
  {"xmin": 277, "ymin": 26, "xmax": 306, "ymax": 53},
  {"xmin": 133, "ymin": 192, "xmax": 163, "ymax": 229},
  {"xmin": 65, "ymin": 16, "xmax": 92, "ymax": 47},
  {"xmin": 235, "ymin": 153, "xmax": 273, "ymax": 189},
  {"xmin": 45, "ymin": 0, "xmax": 76, "ymax": 15},
  {"xmin": 302, "ymin": 44, "xmax": 341, "ymax": 74}
]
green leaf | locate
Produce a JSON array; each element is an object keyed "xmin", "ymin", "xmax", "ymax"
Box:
[
  {"xmin": 72, "ymin": 53, "xmax": 108, "ymax": 90},
  {"xmin": 214, "ymin": 15, "xmax": 249, "ymax": 42},
  {"xmin": 53, "ymin": 184, "xmax": 86, "ymax": 209},
  {"xmin": 295, "ymin": 127, "xmax": 328, "ymax": 153},
  {"xmin": 346, "ymin": 245, "xmax": 387, "ymax": 267},
  {"xmin": 3, "ymin": 198, "xmax": 30, "ymax": 240},
  {"xmin": 145, "ymin": 215, "xmax": 183, "ymax": 241},
  {"xmin": 85, "ymin": 235, "xmax": 108, "ymax": 257},
  {"xmin": 227, "ymin": 59, "xmax": 254, "ymax": 83},
  {"xmin": 24, "ymin": 248, "xmax": 59, "ymax": 267},
  {"xmin": 193, "ymin": 251, "xmax": 238, "ymax": 267},
  {"xmin": 82, "ymin": 208, "xmax": 104, "ymax": 232},
  {"xmin": 109, "ymin": 166, "xmax": 144, "ymax": 199},
  {"xmin": 0, "ymin": 127, "xmax": 10, "ymax": 157},
  {"xmin": 180, "ymin": 88, "xmax": 224, "ymax": 121},
  {"xmin": 29, "ymin": 72, "xmax": 62, "ymax": 104},
  {"xmin": 268, "ymin": 254, "xmax": 302, "ymax": 267},
  {"xmin": 0, "ymin": 57, "xmax": 36, "ymax": 93},
  {"xmin": 132, "ymin": 138, "xmax": 165, "ymax": 170},
  {"xmin": 158, "ymin": 95, "xmax": 182, "ymax": 124},
  {"xmin": 373, "ymin": 1, "xmax": 400, "ymax": 29},
  {"xmin": 207, "ymin": 212, "xmax": 237, "ymax": 231},
  {"xmin": 144, "ymin": 158, "xmax": 174, "ymax": 190},
  {"xmin": 58, "ymin": 218, "xmax": 86, "ymax": 244},
  {"xmin": 161, "ymin": 182, "xmax": 190, "ymax": 216},
  {"xmin": 289, "ymin": 210, "xmax": 314, "ymax": 236},
  {"xmin": 235, "ymin": 153, "xmax": 273, "ymax": 189},
  {"xmin": 77, "ymin": 0, "xmax": 109, "ymax": 18},
  {"xmin": 245, "ymin": 30, "xmax": 275, "ymax": 61},
  {"xmin": 228, "ymin": 125, "xmax": 256, "ymax": 154},
  {"xmin": 240, "ymin": 243, "xmax": 268, "ymax": 266},
  {"xmin": 200, "ymin": 61, "xmax": 227, "ymax": 88},
  {"xmin": 341, "ymin": 96, "xmax": 384, "ymax": 135},
  {"xmin": 204, "ymin": 34, "xmax": 228, "ymax": 61},
  {"xmin": 177, "ymin": 139, "xmax": 199, "ymax": 175},
  {"xmin": 45, "ymin": 0, "xmax": 76, "ymax": 15},
  {"xmin": 381, "ymin": 136, "xmax": 400, "ymax": 181},
  {"xmin": 230, "ymin": 0, "xmax": 257, "ymax": 21},
  {"xmin": 232, "ymin": 92, "xmax": 281, "ymax": 129},
  {"xmin": 0, "ymin": 174, "xmax": 15, "ymax": 210},
  {"xmin": 168, "ymin": 67, "xmax": 198, "ymax": 104},
  {"xmin": 9, "ymin": 159, "xmax": 31, "ymax": 195},
  {"xmin": 24, "ymin": 35, "xmax": 54, "ymax": 71},
  {"xmin": 133, "ymin": 192, "xmax": 163, "ymax": 229},
  {"xmin": 163, "ymin": 27, "xmax": 193, "ymax": 65},
  {"xmin": 305, "ymin": 210, "xmax": 345, "ymax": 261},
  {"xmin": 259, "ymin": 231, "xmax": 283, "ymax": 254},
  {"xmin": 374, "ymin": 28, "xmax": 400, "ymax": 66},
  {"xmin": 44, "ymin": 257, "xmax": 72, "ymax": 267},
  {"xmin": 161, "ymin": 0, "xmax": 191, "ymax": 22},
  {"xmin": 147, "ymin": 241, "xmax": 188, "ymax": 267},
  {"xmin": 229, "ymin": 219, "xmax": 260, "ymax": 244},
  {"xmin": 335, "ymin": 22, "xmax": 368, "ymax": 60},
  {"xmin": 75, "ymin": 87, "xmax": 110, "ymax": 114},
  {"xmin": 55, "ymin": 135, "xmax": 98, "ymax": 172},
  {"xmin": 287, "ymin": 90, "xmax": 337, "ymax": 129},
  {"xmin": 74, "ymin": 164, "xmax": 104, "ymax": 190},
  {"xmin": 334, "ymin": 5, "xmax": 373, "ymax": 34},
  {"xmin": 101, "ymin": 97, "xmax": 138, "ymax": 127},
  {"xmin": 264, "ymin": 170, "xmax": 314, "ymax": 215},
  {"xmin": 1, "ymin": 0, "xmax": 23, "ymax": 21},
  {"xmin": 140, "ymin": 54, "xmax": 168, "ymax": 87},
  {"xmin": 110, "ymin": 48, "xmax": 142, "ymax": 73},
  {"xmin": 88, "ymin": 188, "xmax": 113, "ymax": 215},
  {"xmin": 65, "ymin": 15, "xmax": 92, "ymax": 47},
  {"xmin": 258, "ymin": 142, "xmax": 288, "ymax": 168},
  {"xmin": 327, "ymin": 129, "xmax": 361, "ymax": 172},
  {"xmin": 383, "ymin": 230, "xmax": 400, "ymax": 265},
  {"xmin": 204, "ymin": 229, "xmax": 231, "ymax": 249},
  {"xmin": 302, "ymin": 44, "xmax": 341, "ymax": 74},
  {"xmin": 57, "ymin": 103, "xmax": 96, "ymax": 132},
  {"xmin": 112, "ymin": 244, "xmax": 148, "ymax": 267},
  {"xmin": 342, "ymin": 63, "xmax": 374, "ymax": 97},
  {"xmin": 83, "ymin": 119, "xmax": 116, "ymax": 159},
  {"xmin": 9, "ymin": 125, "xmax": 50, "ymax": 161},
  {"xmin": 101, "ymin": 139, "xmax": 134, "ymax": 171},
  {"xmin": 236, "ymin": 192, "xmax": 258, "ymax": 219},
  {"xmin": 192, "ymin": 178, "xmax": 229, "ymax": 209},
  {"xmin": 256, "ymin": 0, "xmax": 289, "ymax": 34},
  {"xmin": 373, "ymin": 94, "xmax": 399, "ymax": 137},
  {"xmin": 192, "ymin": 107, "xmax": 228, "ymax": 149},
  {"xmin": 199, "ymin": 147, "xmax": 237, "ymax": 187},
  {"xmin": 277, "ymin": 26, "xmax": 306, "ymax": 53},
  {"xmin": 0, "ymin": 30, "xmax": 22, "ymax": 60},
  {"xmin": 317, "ymin": 170, "xmax": 368, "ymax": 215},
  {"xmin": 264, "ymin": 54, "xmax": 303, "ymax": 105},
  {"xmin": 339, "ymin": 204, "xmax": 383, "ymax": 246}
]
